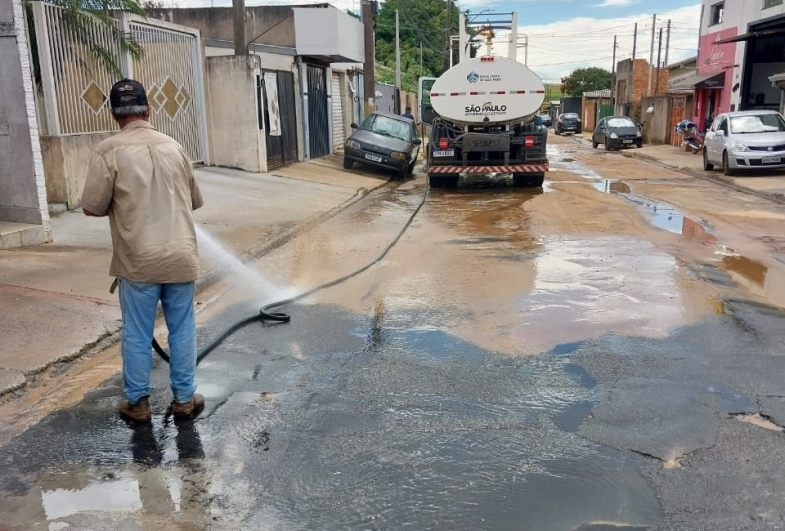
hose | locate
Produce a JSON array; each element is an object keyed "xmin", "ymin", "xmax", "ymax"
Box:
[{"xmin": 152, "ymin": 179, "xmax": 429, "ymax": 365}]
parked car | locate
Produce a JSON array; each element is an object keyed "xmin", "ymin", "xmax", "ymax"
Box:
[
  {"xmin": 703, "ymin": 110, "xmax": 785, "ymax": 175},
  {"xmin": 343, "ymin": 112, "xmax": 421, "ymax": 179},
  {"xmin": 592, "ymin": 116, "xmax": 642, "ymax": 150},
  {"xmin": 538, "ymin": 114, "xmax": 552, "ymax": 127},
  {"xmin": 554, "ymin": 113, "xmax": 582, "ymax": 135}
]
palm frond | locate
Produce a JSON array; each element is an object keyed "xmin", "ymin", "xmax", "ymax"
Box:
[{"xmin": 24, "ymin": 0, "xmax": 145, "ymax": 83}]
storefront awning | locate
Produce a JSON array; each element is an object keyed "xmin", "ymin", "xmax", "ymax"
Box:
[
  {"xmin": 670, "ymin": 71, "xmax": 725, "ymax": 91},
  {"xmin": 714, "ymin": 27, "xmax": 785, "ymax": 45}
]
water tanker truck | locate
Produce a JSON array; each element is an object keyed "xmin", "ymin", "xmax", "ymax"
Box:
[{"xmin": 424, "ymin": 54, "xmax": 549, "ymax": 188}]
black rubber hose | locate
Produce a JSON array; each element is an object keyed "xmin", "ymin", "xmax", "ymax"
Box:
[{"xmin": 152, "ymin": 180, "xmax": 429, "ymax": 365}]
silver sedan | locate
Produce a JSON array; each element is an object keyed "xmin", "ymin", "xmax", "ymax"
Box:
[{"xmin": 703, "ymin": 110, "xmax": 785, "ymax": 175}]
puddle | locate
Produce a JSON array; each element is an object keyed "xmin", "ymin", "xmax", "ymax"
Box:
[
  {"xmin": 734, "ymin": 413, "xmax": 784, "ymax": 432},
  {"xmin": 619, "ymin": 193, "xmax": 716, "ymax": 244},
  {"xmin": 719, "ymin": 252, "xmax": 785, "ymax": 307},
  {"xmin": 513, "ymin": 237, "xmax": 711, "ymax": 343},
  {"xmin": 592, "ymin": 179, "xmax": 632, "ymax": 195}
]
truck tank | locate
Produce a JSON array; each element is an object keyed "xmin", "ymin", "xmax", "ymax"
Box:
[{"xmin": 429, "ymin": 56, "xmax": 546, "ymax": 125}]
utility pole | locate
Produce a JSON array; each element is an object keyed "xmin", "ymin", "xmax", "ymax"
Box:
[
  {"xmin": 362, "ymin": 1, "xmax": 376, "ymax": 117},
  {"xmin": 444, "ymin": 0, "xmax": 450, "ymax": 71},
  {"xmin": 647, "ymin": 13, "xmax": 656, "ymax": 97},
  {"xmin": 612, "ymin": 35, "xmax": 617, "ymax": 73},
  {"xmin": 664, "ymin": 19, "xmax": 672, "ymax": 66},
  {"xmin": 632, "ymin": 22, "xmax": 637, "ymax": 60},
  {"xmin": 655, "ymin": 27, "xmax": 663, "ymax": 95},
  {"xmin": 232, "ymin": 0, "xmax": 246, "ymax": 56},
  {"xmin": 395, "ymin": 10, "xmax": 401, "ymax": 90}
]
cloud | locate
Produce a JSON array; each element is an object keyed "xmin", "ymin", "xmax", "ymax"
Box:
[
  {"xmin": 595, "ymin": 0, "xmax": 638, "ymax": 7},
  {"xmin": 489, "ymin": 5, "xmax": 701, "ymax": 83}
]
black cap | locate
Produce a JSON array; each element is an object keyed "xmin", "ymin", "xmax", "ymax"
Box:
[{"xmin": 109, "ymin": 79, "xmax": 148, "ymax": 109}]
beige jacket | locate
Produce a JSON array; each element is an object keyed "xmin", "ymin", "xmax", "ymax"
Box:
[{"xmin": 81, "ymin": 121, "xmax": 204, "ymax": 283}]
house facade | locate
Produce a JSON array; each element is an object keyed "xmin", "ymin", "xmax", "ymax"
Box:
[
  {"xmin": 1, "ymin": 0, "xmax": 50, "ymax": 248},
  {"xmin": 148, "ymin": 4, "xmax": 364, "ymax": 171},
  {"xmin": 692, "ymin": 0, "xmax": 785, "ymax": 129}
]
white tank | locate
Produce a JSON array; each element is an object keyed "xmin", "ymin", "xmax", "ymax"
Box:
[{"xmin": 429, "ymin": 56, "xmax": 546, "ymax": 125}]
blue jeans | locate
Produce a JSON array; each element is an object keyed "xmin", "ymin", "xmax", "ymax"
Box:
[{"xmin": 118, "ymin": 277, "xmax": 197, "ymax": 405}]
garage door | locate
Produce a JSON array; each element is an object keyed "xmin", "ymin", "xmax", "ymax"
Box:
[{"xmin": 331, "ymin": 73, "xmax": 345, "ymax": 151}]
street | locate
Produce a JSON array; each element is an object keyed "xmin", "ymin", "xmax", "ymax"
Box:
[{"xmin": 3, "ymin": 133, "xmax": 785, "ymax": 530}]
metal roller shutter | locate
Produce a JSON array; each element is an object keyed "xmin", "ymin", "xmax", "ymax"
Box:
[{"xmin": 331, "ymin": 73, "xmax": 345, "ymax": 151}]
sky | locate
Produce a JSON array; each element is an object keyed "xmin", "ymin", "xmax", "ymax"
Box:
[{"xmin": 192, "ymin": 0, "xmax": 702, "ymax": 82}]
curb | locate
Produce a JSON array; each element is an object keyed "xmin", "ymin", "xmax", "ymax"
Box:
[
  {"xmin": 0, "ymin": 177, "xmax": 393, "ymax": 400},
  {"xmin": 620, "ymin": 150, "xmax": 785, "ymax": 206}
]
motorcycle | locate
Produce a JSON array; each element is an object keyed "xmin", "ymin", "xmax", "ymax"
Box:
[{"xmin": 675, "ymin": 121, "xmax": 704, "ymax": 154}]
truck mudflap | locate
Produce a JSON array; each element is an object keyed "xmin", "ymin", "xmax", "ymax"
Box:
[{"xmin": 425, "ymin": 163, "xmax": 549, "ymax": 174}]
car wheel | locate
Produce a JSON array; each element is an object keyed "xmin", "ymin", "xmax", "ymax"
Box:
[
  {"xmin": 703, "ymin": 148, "xmax": 714, "ymax": 171},
  {"xmin": 636, "ymin": 141, "xmax": 642, "ymax": 148},
  {"xmin": 428, "ymin": 174, "xmax": 445, "ymax": 188},
  {"xmin": 407, "ymin": 156, "xmax": 417, "ymax": 175},
  {"xmin": 343, "ymin": 157, "xmax": 353, "ymax": 170},
  {"xmin": 722, "ymin": 151, "xmax": 734, "ymax": 176},
  {"xmin": 605, "ymin": 141, "xmax": 612, "ymax": 151},
  {"xmin": 592, "ymin": 139, "xmax": 598, "ymax": 149}
]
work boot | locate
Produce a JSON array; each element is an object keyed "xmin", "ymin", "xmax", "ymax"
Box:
[
  {"xmin": 171, "ymin": 393, "xmax": 205, "ymax": 419},
  {"xmin": 118, "ymin": 396, "xmax": 151, "ymax": 423}
]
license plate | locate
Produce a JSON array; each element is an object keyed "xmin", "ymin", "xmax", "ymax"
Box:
[
  {"xmin": 433, "ymin": 149, "xmax": 455, "ymax": 157},
  {"xmin": 365, "ymin": 154, "xmax": 383, "ymax": 163},
  {"xmin": 762, "ymin": 156, "xmax": 781, "ymax": 164},
  {"xmin": 623, "ymin": 139, "xmax": 633, "ymax": 144}
]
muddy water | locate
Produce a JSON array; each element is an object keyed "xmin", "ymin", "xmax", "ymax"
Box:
[{"xmin": 5, "ymin": 140, "xmax": 778, "ymax": 529}]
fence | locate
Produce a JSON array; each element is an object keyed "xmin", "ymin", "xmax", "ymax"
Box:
[{"xmin": 31, "ymin": 3, "xmax": 208, "ymax": 162}]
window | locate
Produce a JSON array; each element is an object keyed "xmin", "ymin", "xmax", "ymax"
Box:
[
  {"xmin": 607, "ymin": 117, "xmax": 636, "ymax": 128},
  {"xmin": 729, "ymin": 113, "xmax": 785, "ymax": 134},
  {"xmin": 710, "ymin": 2, "xmax": 724, "ymax": 25},
  {"xmin": 764, "ymin": 0, "xmax": 783, "ymax": 9}
]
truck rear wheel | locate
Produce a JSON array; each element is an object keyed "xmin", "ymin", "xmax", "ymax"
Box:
[
  {"xmin": 513, "ymin": 172, "xmax": 545, "ymax": 188},
  {"xmin": 429, "ymin": 174, "xmax": 445, "ymax": 188}
]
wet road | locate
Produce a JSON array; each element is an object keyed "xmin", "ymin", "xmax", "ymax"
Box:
[{"xmin": 4, "ymin": 135, "xmax": 785, "ymax": 530}]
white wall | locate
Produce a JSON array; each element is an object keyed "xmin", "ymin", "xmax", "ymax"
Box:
[
  {"xmin": 206, "ymin": 56, "xmax": 265, "ymax": 172},
  {"xmin": 293, "ymin": 7, "xmax": 364, "ymax": 63}
]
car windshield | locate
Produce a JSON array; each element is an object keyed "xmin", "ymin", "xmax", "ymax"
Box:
[
  {"xmin": 729, "ymin": 114, "xmax": 785, "ymax": 134},
  {"xmin": 360, "ymin": 115, "xmax": 411, "ymax": 141},
  {"xmin": 563, "ymin": 114, "xmax": 579, "ymax": 119},
  {"xmin": 607, "ymin": 117, "xmax": 636, "ymax": 128}
]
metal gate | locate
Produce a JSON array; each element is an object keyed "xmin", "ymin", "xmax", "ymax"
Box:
[
  {"xmin": 330, "ymin": 72, "xmax": 345, "ymax": 151},
  {"xmin": 259, "ymin": 70, "xmax": 298, "ymax": 169},
  {"xmin": 306, "ymin": 64, "xmax": 330, "ymax": 159},
  {"xmin": 30, "ymin": 5, "xmax": 208, "ymax": 162},
  {"xmin": 127, "ymin": 18, "xmax": 208, "ymax": 162}
]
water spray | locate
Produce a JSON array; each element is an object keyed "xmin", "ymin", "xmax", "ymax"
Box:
[{"xmin": 152, "ymin": 181, "xmax": 429, "ymax": 365}]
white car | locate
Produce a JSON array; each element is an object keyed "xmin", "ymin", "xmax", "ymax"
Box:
[{"xmin": 703, "ymin": 110, "xmax": 785, "ymax": 175}]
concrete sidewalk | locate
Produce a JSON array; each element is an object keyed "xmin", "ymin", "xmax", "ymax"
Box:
[
  {"xmin": 573, "ymin": 132, "xmax": 785, "ymax": 203},
  {"xmin": 0, "ymin": 156, "xmax": 387, "ymax": 397}
]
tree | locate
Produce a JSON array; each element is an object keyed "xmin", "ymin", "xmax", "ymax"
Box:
[
  {"xmin": 560, "ymin": 67, "xmax": 614, "ymax": 97},
  {"xmin": 373, "ymin": 0, "xmax": 472, "ymax": 93},
  {"xmin": 24, "ymin": 0, "xmax": 145, "ymax": 84}
]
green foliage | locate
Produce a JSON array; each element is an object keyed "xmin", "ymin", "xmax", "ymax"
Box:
[
  {"xmin": 24, "ymin": 0, "xmax": 146, "ymax": 83},
  {"xmin": 560, "ymin": 67, "xmax": 614, "ymax": 97},
  {"xmin": 374, "ymin": 0, "xmax": 468, "ymax": 93}
]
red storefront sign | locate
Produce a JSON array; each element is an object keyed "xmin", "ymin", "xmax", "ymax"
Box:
[{"xmin": 697, "ymin": 28, "xmax": 737, "ymax": 76}]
